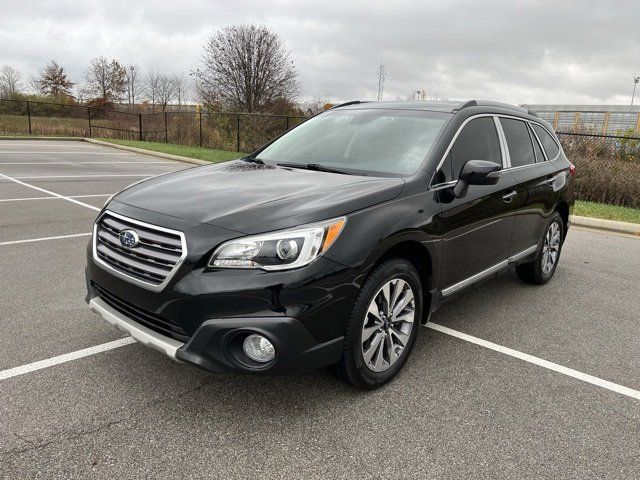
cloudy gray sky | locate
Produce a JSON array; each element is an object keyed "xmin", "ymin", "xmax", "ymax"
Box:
[{"xmin": 1, "ymin": 0, "xmax": 639, "ymax": 105}]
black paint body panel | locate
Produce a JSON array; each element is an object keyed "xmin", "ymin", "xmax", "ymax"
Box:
[{"xmin": 85, "ymin": 102, "xmax": 575, "ymax": 374}]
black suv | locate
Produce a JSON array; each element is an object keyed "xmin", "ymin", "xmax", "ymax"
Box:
[{"xmin": 86, "ymin": 100, "xmax": 574, "ymax": 389}]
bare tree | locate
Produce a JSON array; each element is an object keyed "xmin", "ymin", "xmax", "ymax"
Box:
[
  {"xmin": 28, "ymin": 74, "xmax": 44, "ymax": 95},
  {"xmin": 0, "ymin": 65, "xmax": 22, "ymax": 98},
  {"xmin": 34, "ymin": 60, "xmax": 75, "ymax": 98},
  {"xmin": 84, "ymin": 56, "xmax": 127, "ymax": 102},
  {"xmin": 144, "ymin": 71, "xmax": 161, "ymax": 111},
  {"xmin": 145, "ymin": 71, "xmax": 179, "ymax": 111},
  {"xmin": 125, "ymin": 65, "xmax": 143, "ymax": 108},
  {"xmin": 196, "ymin": 24, "xmax": 299, "ymax": 112}
]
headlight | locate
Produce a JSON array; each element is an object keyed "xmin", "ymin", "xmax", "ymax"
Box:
[{"xmin": 208, "ymin": 217, "xmax": 346, "ymax": 270}]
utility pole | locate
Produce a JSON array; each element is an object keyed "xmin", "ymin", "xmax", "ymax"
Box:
[
  {"xmin": 377, "ymin": 64, "xmax": 385, "ymax": 101},
  {"xmin": 632, "ymin": 76, "xmax": 639, "ymax": 106}
]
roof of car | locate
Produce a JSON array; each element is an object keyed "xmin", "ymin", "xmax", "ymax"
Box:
[{"xmin": 333, "ymin": 100, "xmax": 538, "ymax": 117}]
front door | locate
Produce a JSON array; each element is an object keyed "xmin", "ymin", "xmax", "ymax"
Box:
[{"xmin": 432, "ymin": 116, "xmax": 520, "ymax": 292}]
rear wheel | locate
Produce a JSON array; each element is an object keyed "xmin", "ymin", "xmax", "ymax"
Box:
[
  {"xmin": 516, "ymin": 212, "xmax": 564, "ymax": 285},
  {"xmin": 337, "ymin": 258, "xmax": 423, "ymax": 390}
]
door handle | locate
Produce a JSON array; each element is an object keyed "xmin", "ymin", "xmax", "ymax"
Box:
[
  {"xmin": 502, "ymin": 190, "xmax": 517, "ymax": 203},
  {"xmin": 546, "ymin": 176, "xmax": 556, "ymax": 185}
]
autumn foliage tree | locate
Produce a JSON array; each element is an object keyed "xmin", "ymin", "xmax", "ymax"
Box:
[
  {"xmin": 35, "ymin": 60, "xmax": 74, "ymax": 98},
  {"xmin": 196, "ymin": 25, "xmax": 299, "ymax": 112}
]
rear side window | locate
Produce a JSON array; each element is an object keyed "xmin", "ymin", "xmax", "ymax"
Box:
[
  {"xmin": 500, "ymin": 118, "xmax": 536, "ymax": 168},
  {"xmin": 531, "ymin": 124, "xmax": 560, "ymax": 159},
  {"xmin": 529, "ymin": 124, "xmax": 546, "ymax": 162},
  {"xmin": 439, "ymin": 117, "xmax": 502, "ymax": 182}
]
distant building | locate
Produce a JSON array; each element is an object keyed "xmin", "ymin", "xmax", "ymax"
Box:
[{"xmin": 522, "ymin": 104, "xmax": 640, "ymax": 135}]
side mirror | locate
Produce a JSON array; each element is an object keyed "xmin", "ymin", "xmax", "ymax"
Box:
[{"xmin": 453, "ymin": 160, "xmax": 502, "ymax": 198}]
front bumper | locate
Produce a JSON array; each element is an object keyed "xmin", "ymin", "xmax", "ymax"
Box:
[
  {"xmin": 89, "ymin": 297, "xmax": 184, "ymax": 359},
  {"xmin": 86, "ymin": 275, "xmax": 346, "ymax": 375}
]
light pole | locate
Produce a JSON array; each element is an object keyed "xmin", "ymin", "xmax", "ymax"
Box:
[{"xmin": 632, "ymin": 76, "xmax": 640, "ymax": 106}]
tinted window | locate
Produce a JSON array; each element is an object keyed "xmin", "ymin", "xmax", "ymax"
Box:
[
  {"xmin": 501, "ymin": 118, "xmax": 536, "ymax": 168},
  {"xmin": 532, "ymin": 124, "xmax": 560, "ymax": 159},
  {"xmin": 529, "ymin": 124, "xmax": 546, "ymax": 162},
  {"xmin": 256, "ymin": 109, "xmax": 450, "ymax": 176},
  {"xmin": 439, "ymin": 117, "xmax": 502, "ymax": 182}
]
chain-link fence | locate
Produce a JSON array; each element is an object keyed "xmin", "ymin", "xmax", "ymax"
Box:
[
  {"xmin": 557, "ymin": 131, "xmax": 640, "ymax": 208},
  {"xmin": 0, "ymin": 98, "xmax": 306, "ymax": 152},
  {"xmin": 1, "ymin": 98, "xmax": 639, "ymax": 208}
]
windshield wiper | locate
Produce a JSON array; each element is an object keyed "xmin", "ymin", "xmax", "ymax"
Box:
[{"xmin": 276, "ymin": 162, "xmax": 360, "ymax": 175}]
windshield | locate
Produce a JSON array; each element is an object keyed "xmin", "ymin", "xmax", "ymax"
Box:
[{"xmin": 256, "ymin": 109, "xmax": 451, "ymax": 176}]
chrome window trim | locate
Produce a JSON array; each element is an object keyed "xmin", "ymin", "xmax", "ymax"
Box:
[
  {"xmin": 441, "ymin": 244, "xmax": 538, "ymax": 297},
  {"xmin": 92, "ymin": 209, "xmax": 188, "ymax": 292},
  {"xmin": 428, "ymin": 113, "xmax": 500, "ymax": 189},
  {"xmin": 493, "ymin": 116, "xmax": 511, "ymax": 168},
  {"xmin": 528, "ymin": 121, "xmax": 561, "ymax": 162},
  {"xmin": 527, "ymin": 122, "xmax": 549, "ymax": 162},
  {"xmin": 429, "ymin": 180, "xmax": 457, "ymax": 191},
  {"xmin": 428, "ymin": 112, "xmax": 562, "ymax": 190},
  {"xmin": 498, "ymin": 116, "xmax": 541, "ymax": 170}
]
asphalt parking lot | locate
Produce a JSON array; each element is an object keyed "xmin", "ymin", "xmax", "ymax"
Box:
[{"xmin": 0, "ymin": 139, "xmax": 639, "ymax": 479}]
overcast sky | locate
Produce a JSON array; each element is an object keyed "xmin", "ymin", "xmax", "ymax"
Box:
[{"xmin": 1, "ymin": 0, "xmax": 639, "ymax": 105}]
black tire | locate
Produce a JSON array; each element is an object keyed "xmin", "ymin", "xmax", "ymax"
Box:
[
  {"xmin": 337, "ymin": 258, "xmax": 423, "ymax": 390},
  {"xmin": 516, "ymin": 212, "xmax": 564, "ymax": 285}
]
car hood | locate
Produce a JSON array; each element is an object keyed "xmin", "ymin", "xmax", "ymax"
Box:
[{"xmin": 114, "ymin": 161, "xmax": 405, "ymax": 234}]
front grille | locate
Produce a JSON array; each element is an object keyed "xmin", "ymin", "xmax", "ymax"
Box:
[
  {"xmin": 94, "ymin": 211, "xmax": 185, "ymax": 289},
  {"xmin": 93, "ymin": 282, "xmax": 190, "ymax": 342}
]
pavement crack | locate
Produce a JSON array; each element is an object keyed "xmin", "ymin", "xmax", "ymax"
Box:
[{"xmin": 0, "ymin": 375, "xmax": 216, "ymax": 458}]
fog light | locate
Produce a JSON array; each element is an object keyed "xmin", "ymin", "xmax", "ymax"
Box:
[{"xmin": 242, "ymin": 334, "xmax": 275, "ymax": 363}]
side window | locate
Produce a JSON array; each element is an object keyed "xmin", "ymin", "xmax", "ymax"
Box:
[
  {"xmin": 531, "ymin": 124, "xmax": 560, "ymax": 159},
  {"xmin": 528, "ymin": 124, "xmax": 546, "ymax": 162},
  {"xmin": 500, "ymin": 118, "xmax": 536, "ymax": 168},
  {"xmin": 438, "ymin": 117, "xmax": 502, "ymax": 182}
]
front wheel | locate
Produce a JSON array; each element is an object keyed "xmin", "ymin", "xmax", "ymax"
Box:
[
  {"xmin": 516, "ymin": 212, "xmax": 564, "ymax": 285},
  {"xmin": 337, "ymin": 258, "xmax": 423, "ymax": 390}
]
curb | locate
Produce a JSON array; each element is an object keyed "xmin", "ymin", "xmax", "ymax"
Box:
[
  {"xmin": 82, "ymin": 138, "xmax": 211, "ymax": 165},
  {"xmin": 570, "ymin": 215, "xmax": 640, "ymax": 236}
]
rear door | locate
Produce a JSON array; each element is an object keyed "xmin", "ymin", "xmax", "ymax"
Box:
[
  {"xmin": 433, "ymin": 116, "xmax": 520, "ymax": 293},
  {"xmin": 500, "ymin": 118, "xmax": 559, "ymax": 256}
]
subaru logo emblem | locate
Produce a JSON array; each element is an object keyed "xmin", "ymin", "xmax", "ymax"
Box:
[{"xmin": 119, "ymin": 229, "xmax": 139, "ymax": 248}]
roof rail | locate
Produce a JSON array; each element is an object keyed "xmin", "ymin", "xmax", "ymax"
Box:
[
  {"xmin": 331, "ymin": 100, "xmax": 370, "ymax": 109},
  {"xmin": 454, "ymin": 100, "xmax": 477, "ymax": 110},
  {"xmin": 454, "ymin": 100, "xmax": 536, "ymax": 116}
]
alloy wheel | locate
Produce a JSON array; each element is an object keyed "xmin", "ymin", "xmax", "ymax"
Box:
[
  {"xmin": 360, "ymin": 279, "xmax": 415, "ymax": 372},
  {"xmin": 542, "ymin": 221, "xmax": 561, "ymax": 275}
]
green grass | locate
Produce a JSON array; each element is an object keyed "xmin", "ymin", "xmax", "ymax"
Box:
[
  {"xmin": 98, "ymin": 138, "xmax": 246, "ymax": 163},
  {"xmin": 574, "ymin": 200, "xmax": 640, "ymax": 224}
]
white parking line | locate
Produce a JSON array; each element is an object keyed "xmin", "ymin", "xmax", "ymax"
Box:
[
  {"xmin": 426, "ymin": 322, "xmax": 640, "ymax": 401},
  {"xmin": 0, "ymin": 161, "xmax": 173, "ymax": 165},
  {"xmin": 0, "ymin": 320, "xmax": 638, "ymax": 404},
  {"xmin": 0, "ymin": 172, "xmax": 101, "ymax": 211},
  {"xmin": 0, "ymin": 152, "xmax": 136, "ymax": 155},
  {"xmin": 0, "ymin": 143, "xmax": 102, "ymax": 147},
  {"xmin": 0, "ymin": 232, "xmax": 92, "ymax": 246},
  {"xmin": 11, "ymin": 174, "xmax": 153, "ymax": 179},
  {"xmin": 0, "ymin": 194, "xmax": 112, "ymax": 202},
  {"xmin": 0, "ymin": 338, "xmax": 136, "ymax": 381}
]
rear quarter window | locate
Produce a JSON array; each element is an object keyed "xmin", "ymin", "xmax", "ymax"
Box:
[{"xmin": 531, "ymin": 124, "xmax": 560, "ymax": 159}]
